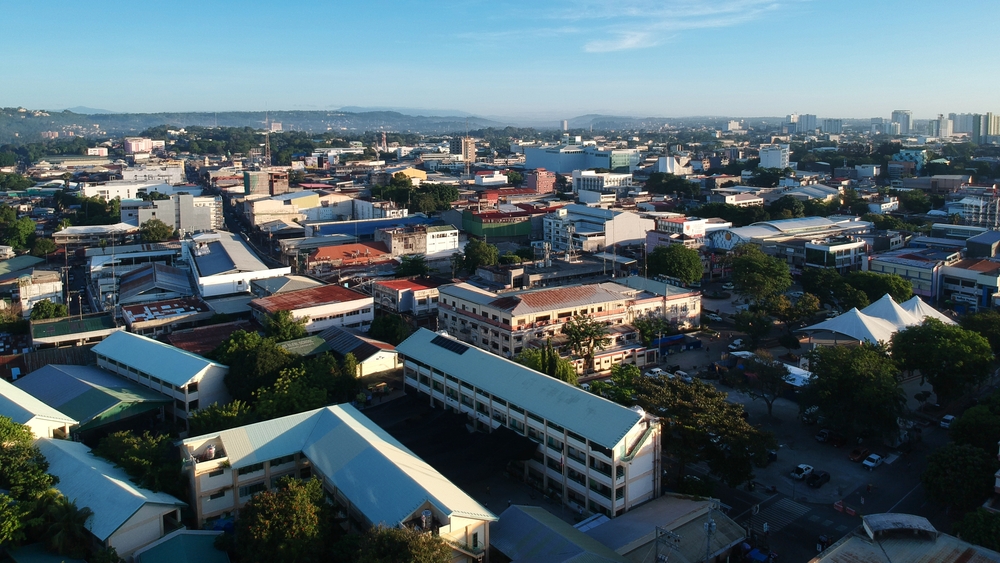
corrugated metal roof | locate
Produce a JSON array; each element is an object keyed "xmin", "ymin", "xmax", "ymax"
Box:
[
  {"xmin": 396, "ymin": 329, "xmax": 642, "ymax": 449},
  {"xmin": 0, "ymin": 377, "xmax": 78, "ymax": 426},
  {"xmin": 13, "ymin": 365, "xmax": 170, "ymax": 428},
  {"xmin": 182, "ymin": 404, "xmax": 495, "ymax": 526},
  {"xmin": 190, "ymin": 232, "xmax": 267, "ymax": 277},
  {"xmin": 92, "ymin": 332, "xmax": 227, "ymax": 387},
  {"xmin": 278, "ymin": 335, "xmax": 331, "ymax": 357},
  {"xmin": 36, "ymin": 439, "xmax": 185, "ymax": 541},
  {"xmin": 250, "ymin": 284, "xmax": 371, "ymax": 314},
  {"xmin": 135, "ymin": 531, "xmax": 229, "ymax": 563},
  {"xmin": 492, "ymin": 505, "xmax": 627, "ymax": 563},
  {"xmin": 251, "ymin": 275, "xmax": 324, "ymax": 296},
  {"xmin": 119, "ymin": 263, "xmax": 193, "ymax": 302}
]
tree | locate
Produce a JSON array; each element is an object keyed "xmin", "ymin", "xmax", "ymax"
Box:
[
  {"xmin": 506, "ymin": 170, "xmax": 524, "ymax": 186},
  {"xmin": 800, "ymin": 344, "xmax": 905, "ymax": 440},
  {"xmin": 254, "ymin": 367, "xmax": 328, "ymax": 420},
  {"xmin": 93, "ymin": 431, "xmax": 183, "ymax": 497},
  {"xmin": 737, "ymin": 350, "xmax": 791, "ymax": 417},
  {"xmin": 922, "ymin": 444, "xmax": 996, "ymax": 510},
  {"xmin": 954, "ymin": 509, "xmax": 1000, "ymax": 552},
  {"xmin": 561, "ymin": 315, "xmax": 611, "ymax": 371},
  {"xmin": 960, "ymin": 309, "xmax": 1000, "ymax": 355},
  {"xmin": 949, "ymin": 392, "xmax": 1000, "ymax": 454},
  {"xmin": 188, "ymin": 400, "xmax": 256, "ymax": 436},
  {"xmin": 461, "ymin": 238, "xmax": 498, "ymax": 273},
  {"xmin": 139, "ymin": 218, "xmax": 174, "ymax": 242},
  {"xmin": 632, "ymin": 315, "xmax": 677, "ymax": 347},
  {"xmin": 732, "ymin": 311, "xmax": 773, "ymax": 349},
  {"xmin": 515, "ymin": 340, "xmax": 578, "ymax": 386},
  {"xmin": 356, "ymin": 525, "xmax": 453, "ymax": 563},
  {"xmin": 215, "ymin": 331, "xmax": 294, "ymax": 403},
  {"xmin": 0, "ymin": 493, "xmax": 29, "ymax": 546},
  {"xmin": 891, "ymin": 319, "xmax": 994, "ymax": 403},
  {"xmin": 396, "ymin": 254, "xmax": 429, "ymax": 277},
  {"xmin": 845, "ymin": 271, "xmax": 913, "ymax": 303},
  {"xmin": 236, "ymin": 477, "xmax": 329, "ymax": 563},
  {"xmin": 31, "ymin": 237, "xmax": 56, "ymax": 258},
  {"xmin": 0, "ymin": 415, "xmax": 57, "ymax": 501},
  {"xmin": 368, "ymin": 315, "xmax": 412, "ymax": 345},
  {"xmin": 768, "ymin": 195, "xmax": 805, "ymax": 219},
  {"xmin": 264, "ymin": 310, "xmax": 307, "ymax": 343},
  {"xmin": 634, "ymin": 377, "xmax": 776, "ymax": 487},
  {"xmin": 644, "ymin": 173, "xmax": 701, "ymax": 199},
  {"xmin": 44, "ymin": 496, "xmax": 93, "ymax": 558},
  {"xmin": 729, "ymin": 244, "xmax": 791, "ymax": 304},
  {"xmin": 4, "ymin": 217, "xmax": 36, "ymax": 249},
  {"xmin": 29, "ymin": 299, "xmax": 68, "ymax": 320},
  {"xmin": 588, "ymin": 363, "xmax": 640, "ymax": 405},
  {"xmin": 646, "ymin": 244, "xmax": 702, "ymax": 285}
]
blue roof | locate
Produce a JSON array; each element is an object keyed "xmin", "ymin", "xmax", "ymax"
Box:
[
  {"xmin": 92, "ymin": 331, "xmax": 227, "ymax": 387},
  {"xmin": 0, "ymin": 378, "xmax": 77, "ymax": 426},
  {"xmin": 312, "ymin": 215, "xmax": 435, "ymax": 237},
  {"xmin": 192, "ymin": 241, "xmax": 236, "ymax": 276}
]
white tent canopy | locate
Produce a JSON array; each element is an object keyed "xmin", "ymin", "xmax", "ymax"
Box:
[
  {"xmin": 861, "ymin": 294, "xmax": 920, "ymax": 329},
  {"xmin": 802, "ymin": 307, "xmax": 899, "ymax": 344},
  {"xmin": 900, "ymin": 296, "xmax": 956, "ymax": 325}
]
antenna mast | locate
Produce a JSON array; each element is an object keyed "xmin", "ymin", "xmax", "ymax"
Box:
[
  {"xmin": 263, "ymin": 111, "xmax": 272, "ymax": 167},
  {"xmin": 464, "ymin": 118, "xmax": 471, "ymax": 179}
]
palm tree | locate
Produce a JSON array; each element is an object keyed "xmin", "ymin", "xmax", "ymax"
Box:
[
  {"xmin": 562, "ymin": 315, "xmax": 611, "ymax": 372},
  {"xmin": 45, "ymin": 495, "xmax": 93, "ymax": 558}
]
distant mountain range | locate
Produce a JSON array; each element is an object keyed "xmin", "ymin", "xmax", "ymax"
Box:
[{"xmin": 61, "ymin": 106, "xmax": 116, "ymax": 115}]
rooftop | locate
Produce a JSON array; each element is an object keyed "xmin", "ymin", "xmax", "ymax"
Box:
[
  {"xmin": 374, "ymin": 278, "xmax": 444, "ymax": 292},
  {"xmin": 308, "ymin": 241, "xmax": 392, "ymax": 265},
  {"xmin": 182, "ymin": 404, "xmax": 496, "ymax": 527},
  {"xmin": 396, "ymin": 329, "xmax": 644, "ymax": 449},
  {"xmin": 492, "ymin": 505, "xmax": 627, "ymax": 563},
  {"xmin": 250, "ymin": 284, "xmax": 370, "ymax": 314},
  {"xmin": 251, "ymin": 275, "xmax": 324, "ymax": 296},
  {"xmin": 0, "ymin": 255, "xmax": 44, "ymax": 278},
  {"xmin": 188, "ymin": 231, "xmax": 268, "ymax": 277},
  {"xmin": 92, "ymin": 331, "xmax": 227, "ymax": 387},
  {"xmin": 36, "ymin": 439, "xmax": 185, "ymax": 541},
  {"xmin": 122, "ymin": 297, "xmax": 211, "ymax": 325},
  {"xmin": 54, "ymin": 222, "xmax": 137, "ymax": 236},
  {"xmin": 30, "ymin": 312, "xmax": 120, "ymax": 340},
  {"xmin": 0, "ymin": 377, "xmax": 78, "ymax": 427},
  {"xmin": 163, "ymin": 320, "xmax": 256, "ymax": 356}
]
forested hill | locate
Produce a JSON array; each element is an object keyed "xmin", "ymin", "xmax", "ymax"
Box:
[{"xmin": 0, "ymin": 108, "xmax": 504, "ymax": 143}]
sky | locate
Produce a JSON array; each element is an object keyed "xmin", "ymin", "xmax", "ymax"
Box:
[{"xmin": 3, "ymin": 0, "xmax": 999, "ymax": 120}]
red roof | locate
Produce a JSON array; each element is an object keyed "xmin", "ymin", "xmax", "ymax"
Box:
[
  {"xmin": 375, "ymin": 278, "xmax": 443, "ymax": 292},
  {"xmin": 163, "ymin": 320, "xmax": 256, "ymax": 356},
  {"xmin": 251, "ymin": 284, "xmax": 371, "ymax": 313},
  {"xmin": 308, "ymin": 242, "xmax": 391, "ymax": 265}
]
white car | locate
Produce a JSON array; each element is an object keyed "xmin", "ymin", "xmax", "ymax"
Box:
[
  {"xmin": 722, "ymin": 282, "xmax": 735, "ymax": 290},
  {"xmin": 791, "ymin": 464, "xmax": 814, "ymax": 480},
  {"xmin": 728, "ymin": 338, "xmax": 744, "ymax": 351},
  {"xmin": 788, "ymin": 290, "xmax": 804, "ymax": 298},
  {"xmin": 862, "ymin": 454, "xmax": 883, "ymax": 470},
  {"xmin": 705, "ymin": 313, "xmax": 723, "ymax": 322},
  {"xmin": 644, "ymin": 368, "xmax": 667, "ymax": 378},
  {"xmin": 940, "ymin": 415, "xmax": 956, "ymax": 428}
]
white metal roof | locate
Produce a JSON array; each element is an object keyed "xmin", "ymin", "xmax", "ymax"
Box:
[
  {"xmin": 0, "ymin": 378, "xmax": 78, "ymax": 427},
  {"xmin": 395, "ymin": 329, "xmax": 643, "ymax": 449},
  {"xmin": 182, "ymin": 404, "xmax": 495, "ymax": 526},
  {"xmin": 36, "ymin": 439, "xmax": 185, "ymax": 541},
  {"xmin": 861, "ymin": 294, "xmax": 921, "ymax": 329},
  {"xmin": 900, "ymin": 296, "xmax": 956, "ymax": 325},
  {"xmin": 802, "ymin": 308, "xmax": 899, "ymax": 343},
  {"xmin": 92, "ymin": 331, "xmax": 226, "ymax": 387}
]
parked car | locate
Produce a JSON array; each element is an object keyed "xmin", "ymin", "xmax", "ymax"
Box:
[
  {"xmin": 815, "ymin": 429, "xmax": 846, "ymax": 447},
  {"xmin": 644, "ymin": 368, "xmax": 667, "ymax": 378},
  {"xmin": 815, "ymin": 429, "xmax": 832, "ymax": 443},
  {"xmin": 806, "ymin": 470, "xmax": 831, "ymax": 488},
  {"xmin": 788, "ymin": 290, "xmax": 804, "ymax": 298},
  {"xmin": 849, "ymin": 447, "xmax": 871, "ymax": 462},
  {"xmin": 705, "ymin": 313, "xmax": 723, "ymax": 322},
  {"xmin": 791, "ymin": 464, "xmax": 814, "ymax": 480},
  {"xmin": 728, "ymin": 338, "xmax": 745, "ymax": 351},
  {"xmin": 940, "ymin": 415, "xmax": 956, "ymax": 429},
  {"xmin": 862, "ymin": 454, "xmax": 884, "ymax": 470},
  {"xmin": 722, "ymin": 282, "xmax": 735, "ymax": 290},
  {"xmin": 801, "ymin": 406, "xmax": 820, "ymax": 425},
  {"xmin": 674, "ymin": 370, "xmax": 693, "ymax": 383}
]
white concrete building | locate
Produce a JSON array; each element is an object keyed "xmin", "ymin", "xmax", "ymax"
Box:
[
  {"xmin": 181, "ymin": 404, "xmax": 496, "ymax": 562},
  {"xmin": 249, "ymin": 284, "xmax": 374, "ymax": 333},
  {"xmin": 372, "ymin": 278, "xmax": 442, "ymax": 316},
  {"xmin": 124, "ymin": 137, "xmax": 154, "ymax": 154},
  {"xmin": 474, "ymin": 171, "xmax": 508, "ymax": 186},
  {"xmin": 82, "ymin": 180, "xmax": 202, "ymax": 201},
  {"xmin": 93, "ymin": 331, "xmax": 230, "ymax": 425},
  {"xmin": 571, "ymin": 170, "xmax": 633, "ymax": 193},
  {"xmin": 397, "ymin": 329, "xmax": 662, "ymax": 519},
  {"xmin": 543, "ymin": 204, "xmax": 654, "ymax": 253},
  {"xmin": 656, "ymin": 155, "xmax": 694, "ymax": 176},
  {"xmin": 525, "ymin": 136, "xmax": 642, "ymax": 173},
  {"xmin": 17, "ymin": 270, "xmax": 63, "ymax": 318},
  {"xmin": 182, "ymin": 232, "xmax": 290, "ymax": 297},
  {"xmin": 758, "ymin": 144, "xmax": 790, "ymax": 169},
  {"xmin": 121, "ymin": 164, "xmax": 185, "ymax": 185},
  {"xmin": 121, "ymin": 194, "xmax": 223, "ymax": 234}
]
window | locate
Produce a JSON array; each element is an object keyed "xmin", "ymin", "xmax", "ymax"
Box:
[
  {"xmin": 270, "ymin": 455, "xmax": 295, "ymax": 467},
  {"xmin": 472, "ymin": 532, "xmax": 479, "ymax": 549},
  {"xmin": 237, "ymin": 463, "xmax": 264, "ymax": 476},
  {"xmin": 209, "ymin": 490, "xmax": 227, "ymax": 500},
  {"xmin": 547, "ymin": 421, "xmax": 564, "ymax": 433},
  {"xmin": 187, "ymin": 381, "xmax": 198, "ymax": 393},
  {"xmin": 239, "ymin": 482, "xmax": 266, "ymax": 497},
  {"xmin": 188, "ymin": 400, "xmax": 199, "ymax": 411},
  {"xmin": 527, "ymin": 412, "xmax": 544, "ymax": 424},
  {"xmin": 208, "ymin": 469, "xmax": 224, "ymax": 478}
]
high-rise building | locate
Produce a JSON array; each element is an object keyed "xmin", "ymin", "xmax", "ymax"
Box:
[
  {"xmin": 124, "ymin": 137, "xmax": 154, "ymax": 154},
  {"xmin": 526, "ymin": 168, "xmax": 556, "ymax": 194},
  {"xmin": 449, "ymin": 137, "xmax": 476, "ymax": 161},
  {"xmin": 870, "ymin": 117, "xmax": 885, "ymax": 135},
  {"xmin": 890, "ymin": 110, "xmax": 912, "ymax": 135},
  {"xmin": 758, "ymin": 144, "xmax": 790, "ymax": 169},
  {"xmin": 561, "ymin": 120, "xmax": 569, "ymax": 131},
  {"xmin": 822, "ymin": 119, "xmax": 843, "ymax": 134},
  {"xmin": 931, "ymin": 114, "xmax": 952, "ymax": 137},
  {"xmin": 798, "ymin": 114, "xmax": 818, "ymax": 132}
]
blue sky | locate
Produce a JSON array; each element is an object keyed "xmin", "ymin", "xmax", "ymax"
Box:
[{"xmin": 3, "ymin": 0, "xmax": 999, "ymax": 119}]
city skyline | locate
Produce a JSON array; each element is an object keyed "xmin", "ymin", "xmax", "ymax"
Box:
[{"xmin": 3, "ymin": 0, "xmax": 1000, "ymax": 119}]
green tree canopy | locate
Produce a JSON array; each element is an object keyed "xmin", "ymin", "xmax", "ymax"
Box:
[
  {"xmin": 845, "ymin": 271, "xmax": 913, "ymax": 303},
  {"xmin": 922, "ymin": 443, "xmax": 996, "ymax": 510},
  {"xmin": 644, "ymin": 173, "xmax": 701, "ymax": 199},
  {"xmin": 561, "ymin": 315, "xmax": 611, "ymax": 371},
  {"xmin": 43, "ymin": 495, "xmax": 93, "ymax": 558},
  {"xmin": 0, "ymin": 415, "xmax": 57, "ymax": 501},
  {"xmin": 960, "ymin": 309, "xmax": 1000, "ymax": 355},
  {"xmin": 4, "ymin": 217, "xmax": 36, "ymax": 249},
  {"xmin": 950, "ymin": 403, "xmax": 1000, "ymax": 454},
  {"xmin": 29, "ymin": 299, "xmax": 68, "ymax": 320},
  {"xmin": 139, "ymin": 218, "xmax": 174, "ymax": 242},
  {"xmin": 800, "ymin": 344, "xmax": 904, "ymax": 440},
  {"xmin": 396, "ymin": 254, "xmax": 430, "ymax": 277},
  {"xmin": 891, "ymin": 319, "xmax": 994, "ymax": 403},
  {"xmin": 214, "ymin": 331, "xmax": 294, "ymax": 403},
  {"xmin": 954, "ymin": 509, "xmax": 1000, "ymax": 552},
  {"xmin": 367, "ymin": 315, "xmax": 412, "ymax": 346},
  {"xmin": 30, "ymin": 237, "xmax": 56, "ymax": 258},
  {"xmin": 729, "ymin": 244, "xmax": 791, "ymax": 304},
  {"xmin": 236, "ymin": 477, "xmax": 331, "ymax": 563},
  {"xmin": 461, "ymin": 239, "xmax": 498, "ymax": 273},
  {"xmin": 355, "ymin": 525, "xmax": 453, "ymax": 563},
  {"xmin": 588, "ymin": 363, "xmax": 640, "ymax": 405},
  {"xmin": 646, "ymin": 244, "xmax": 702, "ymax": 285},
  {"xmin": 515, "ymin": 340, "xmax": 578, "ymax": 386},
  {"xmin": 264, "ymin": 310, "xmax": 308, "ymax": 343},
  {"xmin": 92, "ymin": 431, "xmax": 183, "ymax": 497},
  {"xmin": 736, "ymin": 350, "xmax": 791, "ymax": 417},
  {"xmin": 732, "ymin": 311, "xmax": 774, "ymax": 350},
  {"xmin": 768, "ymin": 195, "xmax": 805, "ymax": 219},
  {"xmin": 254, "ymin": 367, "xmax": 328, "ymax": 420},
  {"xmin": 188, "ymin": 400, "xmax": 256, "ymax": 436}
]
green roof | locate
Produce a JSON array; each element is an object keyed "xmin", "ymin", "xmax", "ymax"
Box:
[
  {"xmin": 136, "ymin": 532, "xmax": 230, "ymax": 563},
  {"xmin": 31, "ymin": 313, "xmax": 119, "ymax": 339},
  {"xmin": 278, "ymin": 335, "xmax": 331, "ymax": 357},
  {"xmin": 0, "ymin": 255, "xmax": 44, "ymax": 277},
  {"xmin": 7, "ymin": 543, "xmax": 87, "ymax": 563}
]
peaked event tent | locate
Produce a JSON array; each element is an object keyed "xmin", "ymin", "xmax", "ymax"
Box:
[{"xmin": 802, "ymin": 293, "xmax": 955, "ymax": 343}]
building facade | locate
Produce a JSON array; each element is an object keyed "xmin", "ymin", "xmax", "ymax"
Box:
[
  {"xmin": 758, "ymin": 144, "xmax": 790, "ymax": 169},
  {"xmin": 249, "ymin": 284, "xmax": 374, "ymax": 333},
  {"xmin": 543, "ymin": 205, "xmax": 654, "ymax": 253},
  {"xmin": 121, "ymin": 194, "xmax": 223, "ymax": 234}
]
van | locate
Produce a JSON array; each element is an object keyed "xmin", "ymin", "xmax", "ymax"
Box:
[{"xmin": 674, "ymin": 371, "xmax": 693, "ymax": 383}]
